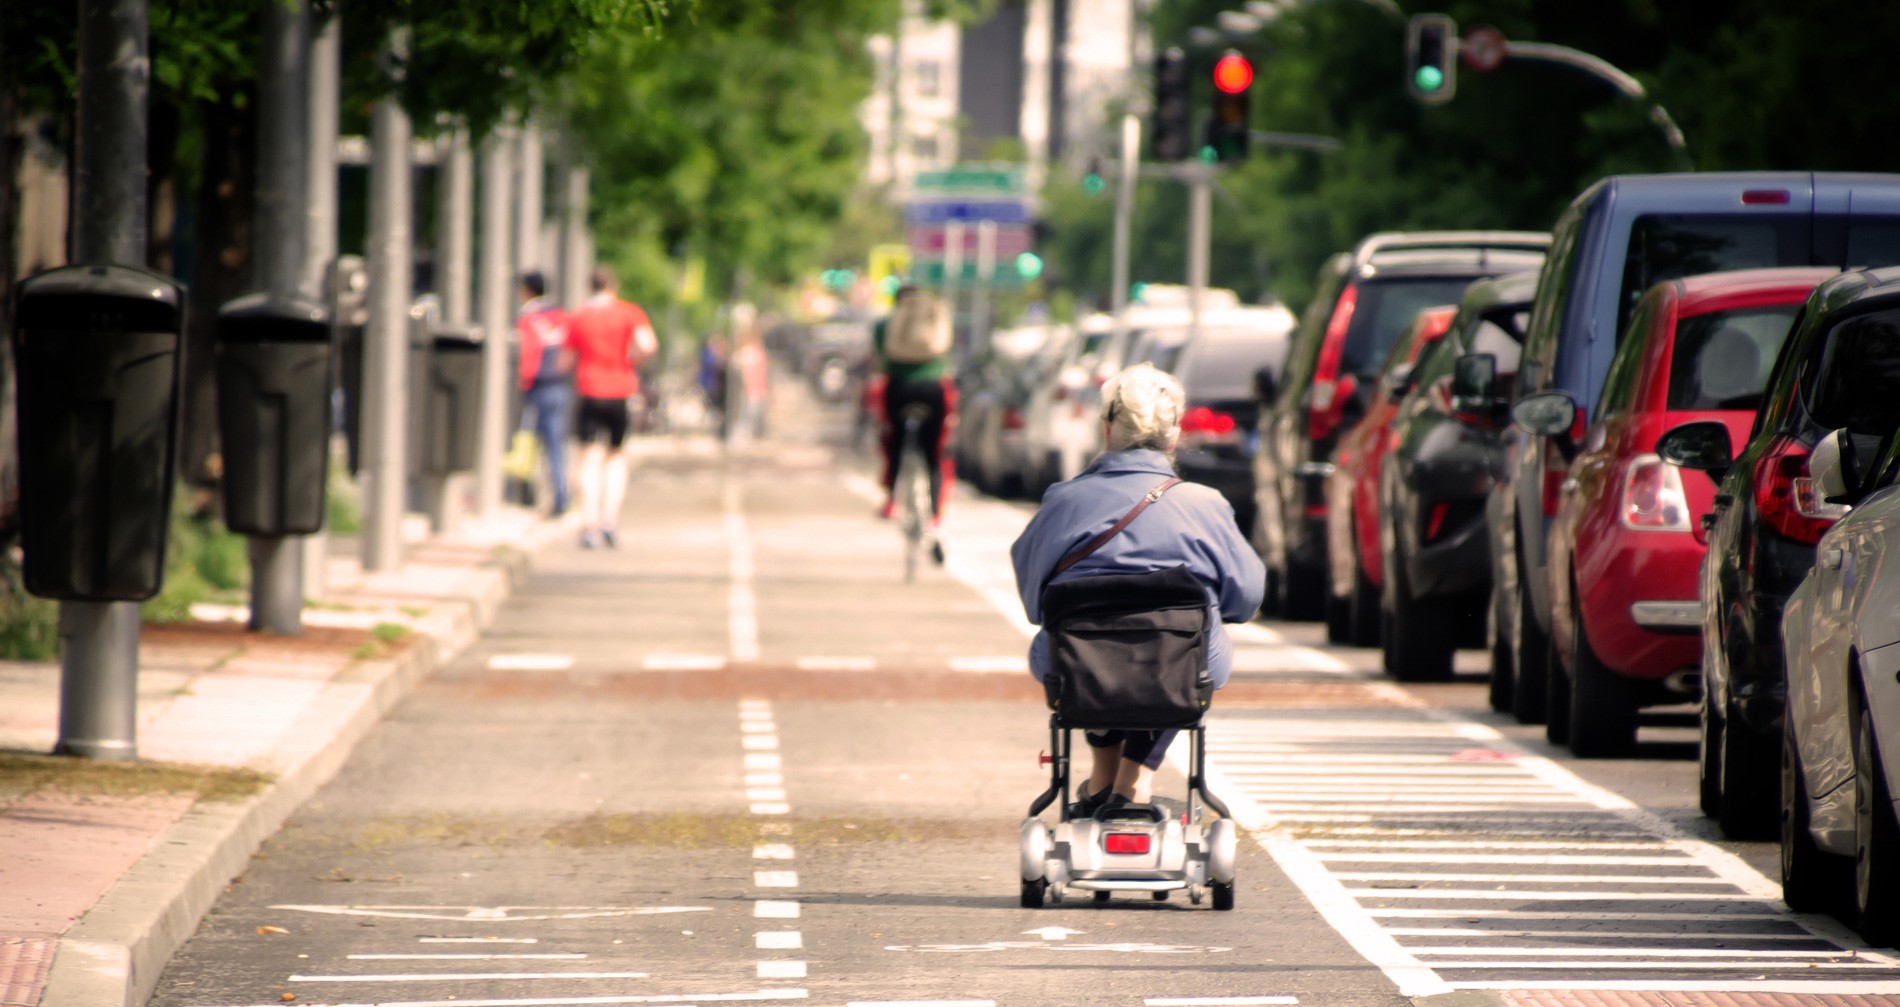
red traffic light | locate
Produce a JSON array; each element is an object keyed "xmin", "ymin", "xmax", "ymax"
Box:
[{"xmin": 1213, "ymin": 52, "xmax": 1253, "ymax": 94}]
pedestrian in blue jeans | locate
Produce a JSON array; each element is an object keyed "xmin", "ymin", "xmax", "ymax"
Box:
[{"xmin": 516, "ymin": 271, "xmax": 574, "ymax": 516}]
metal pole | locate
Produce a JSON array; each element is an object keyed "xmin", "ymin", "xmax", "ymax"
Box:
[
  {"xmin": 361, "ymin": 31, "xmax": 412, "ymax": 572},
  {"xmin": 475, "ymin": 129, "xmax": 514, "ymax": 518},
  {"xmin": 942, "ymin": 220, "xmax": 964, "ymax": 352},
  {"xmin": 60, "ymin": 0, "xmax": 150, "ymax": 760},
  {"xmin": 244, "ymin": 0, "xmax": 311, "ymax": 635},
  {"xmin": 300, "ymin": 1, "xmax": 339, "ymax": 599},
  {"xmin": 557, "ymin": 135, "xmax": 588, "ymax": 309},
  {"xmin": 1109, "ymin": 114, "xmax": 1138, "ymax": 337},
  {"xmin": 515, "ymin": 121, "xmax": 544, "ymax": 274},
  {"xmin": 438, "ymin": 127, "xmax": 473, "ymax": 323},
  {"xmin": 1186, "ymin": 169, "xmax": 1210, "ymax": 344},
  {"xmin": 1501, "ymin": 41, "xmax": 1688, "ymax": 164},
  {"xmin": 971, "ymin": 219, "xmax": 997, "ymax": 347}
]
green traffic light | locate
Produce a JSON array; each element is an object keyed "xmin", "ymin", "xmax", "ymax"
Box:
[
  {"xmin": 1083, "ymin": 173, "xmax": 1106, "ymax": 197},
  {"xmin": 879, "ymin": 275, "xmax": 901, "ymax": 297},
  {"xmin": 1015, "ymin": 252, "xmax": 1044, "ymax": 281},
  {"xmin": 1414, "ymin": 65, "xmax": 1445, "ymax": 92},
  {"xmin": 1130, "ymin": 281, "xmax": 1149, "ymax": 303},
  {"xmin": 1198, "ymin": 145, "xmax": 1218, "ymax": 164}
]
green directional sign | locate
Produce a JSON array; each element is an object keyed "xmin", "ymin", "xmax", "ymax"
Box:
[
  {"xmin": 915, "ymin": 260, "xmax": 1029, "ymax": 289},
  {"xmin": 912, "ymin": 168, "xmax": 1027, "ymax": 194}
]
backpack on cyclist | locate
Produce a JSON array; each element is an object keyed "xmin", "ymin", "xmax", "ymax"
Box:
[{"xmin": 884, "ymin": 293, "xmax": 953, "ymax": 364}]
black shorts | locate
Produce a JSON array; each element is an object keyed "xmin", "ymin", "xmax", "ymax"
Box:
[{"xmin": 576, "ymin": 397, "xmax": 630, "ymax": 448}]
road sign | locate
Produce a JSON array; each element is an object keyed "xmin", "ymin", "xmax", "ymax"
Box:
[
  {"xmin": 903, "ymin": 201, "xmax": 1031, "ymax": 226},
  {"xmin": 912, "ymin": 168, "xmax": 1026, "ymax": 194},
  {"xmin": 914, "ymin": 260, "xmax": 1027, "ymax": 289},
  {"xmin": 1462, "ymin": 24, "xmax": 1506, "ymax": 73},
  {"xmin": 906, "ymin": 225, "xmax": 1032, "ymax": 258}
]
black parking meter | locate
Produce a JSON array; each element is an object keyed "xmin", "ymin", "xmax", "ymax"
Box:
[
  {"xmin": 421, "ymin": 323, "xmax": 484, "ymax": 475},
  {"xmin": 12, "ymin": 265, "xmax": 186, "ymax": 600},
  {"xmin": 337, "ymin": 321, "xmax": 365, "ymax": 476},
  {"xmin": 215, "ymin": 294, "xmax": 333, "ymax": 536}
]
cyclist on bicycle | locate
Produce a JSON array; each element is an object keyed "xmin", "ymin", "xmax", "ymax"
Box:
[
  {"xmin": 874, "ymin": 285, "xmax": 957, "ymax": 530},
  {"xmin": 1010, "ymin": 364, "xmax": 1264, "ymax": 811}
]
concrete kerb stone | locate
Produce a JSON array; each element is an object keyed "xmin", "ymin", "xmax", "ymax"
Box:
[
  {"xmin": 36, "ymin": 544, "xmax": 537, "ymax": 1007},
  {"xmin": 1411, "ymin": 990, "xmax": 1514, "ymax": 1007}
]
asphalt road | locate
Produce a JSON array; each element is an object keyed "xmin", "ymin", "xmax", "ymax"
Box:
[{"xmin": 148, "ymin": 389, "xmax": 1900, "ymax": 1007}]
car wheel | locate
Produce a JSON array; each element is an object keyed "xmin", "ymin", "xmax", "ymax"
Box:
[
  {"xmin": 1567, "ymin": 601, "xmax": 1638, "ymax": 758},
  {"xmin": 1718, "ymin": 701, "xmax": 1777, "ymax": 840},
  {"xmin": 1782, "ymin": 715, "xmax": 1851, "ymax": 914},
  {"xmin": 1856, "ymin": 706, "xmax": 1900, "ymax": 944},
  {"xmin": 1509, "ymin": 547, "xmax": 1550, "ymax": 725},
  {"xmin": 1699, "ymin": 687, "xmax": 1724, "ymax": 819},
  {"xmin": 1486, "ymin": 584, "xmax": 1515, "ymax": 713},
  {"xmin": 1282, "ymin": 556, "xmax": 1326, "ymax": 622},
  {"xmin": 1348, "ymin": 554, "xmax": 1381, "ymax": 648},
  {"xmin": 1383, "ymin": 556, "xmax": 1454, "ymax": 682},
  {"xmin": 1545, "ymin": 628, "xmax": 1571, "ymax": 746},
  {"xmin": 1324, "ymin": 585, "xmax": 1353, "ymax": 644}
]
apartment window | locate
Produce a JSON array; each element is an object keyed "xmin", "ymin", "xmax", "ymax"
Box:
[
  {"xmin": 912, "ymin": 133, "xmax": 940, "ymax": 161},
  {"xmin": 913, "ymin": 60, "xmax": 941, "ymax": 97}
]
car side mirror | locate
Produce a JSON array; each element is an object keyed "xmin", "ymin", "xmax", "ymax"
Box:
[
  {"xmin": 1382, "ymin": 362, "xmax": 1417, "ymax": 399},
  {"xmin": 1810, "ymin": 427, "xmax": 1861, "ymax": 505},
  {"xmin": 1511, "ymin": 390, "xmax": 1579, "ymax": 440},
  {"xmin": 1253, "ymin": 365, "xmax": 1277, "ymax": 403},
  {"xmin": 1449, "ymin": 353, "xmax": 1496, "ymax": 414},
  {"xmin": 1655, "ymin": 420, "xmax": 1735, "ymax": 480}
]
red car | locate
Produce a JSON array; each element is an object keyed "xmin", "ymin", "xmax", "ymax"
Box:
[
  {"xmin": 1536, "ymin": 267, "xmax": 1836, "ymax": 756},
  {"xmin": 1325, "ymin": 305, "xmax": 1458, "ymax": 648}
]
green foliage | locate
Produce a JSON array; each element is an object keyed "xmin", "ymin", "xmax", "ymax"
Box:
[
  {"xmin": 567, "ymin": 0, "xmax": 890, "ymax": 309},
  {"xmin": 0, "ymin": 579, "xmax": 59, "ymax": 661},
  {"xmin": 143, "ymin": 491, "xmax": 249, "ymax": 624},
  {"xmin": 1, "ymin": 0, "xmax": 257, "ymax": 112}
]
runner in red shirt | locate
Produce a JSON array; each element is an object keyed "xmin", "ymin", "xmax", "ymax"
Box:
[{"xmin": 567, "ymin": 266, "xmax": 658, "ymax": 548}]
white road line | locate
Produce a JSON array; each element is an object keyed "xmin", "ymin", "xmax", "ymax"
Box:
[
  {"xmin": 1144, "ymin": 999, "xmax": 1299, "ymax": 1006},
  {"xmin": 746, "ymin": 772, "xmax": 785, "ymax": 787},
  {"xmin": 740, "ymin": 708, "xmax": 774, "ymax": 721},
  {"xmin": 1407, "ymin": 947, "xmax": 1861, "ymax": 958},
  {"xmin": 1384, "ymin": 929, "xmax": 1821, "ymax": 941},
  {"xmin": 285, "ymin": 969, "xmax": 649, "ymax": 972},
  {"xmin": 754, "ymin": 844, "xmax": 796, "ymax": 860},
  {"xmin": 1314, "ymin": 853, "xmax": 1695, "ymax": 866},
  {"xmin": 757, "ymin": 961, "xmax": 808, "ymax": 979},
  {"xmin": 745, "ymin": 753, "xmax": 782, "ymax": 770},
  {"xmin": 1304, "ymin": 840, "xmax": 1674, "ymax": 850},
  {"xmin": 742, "ymin": 735, "xmax": 780, "ymax": 750},
  {"xmin": 756, "ymin": 931, "xmax": 803, "ymax": 950},
  {"xmin": 796, "ymin": 655, "xmax": 877, "ymax": 671},
  {"xmin": 347, "ymin": 954, "xmax": 586, "ymax": 961},
  {"xmin": 195, "ymin": 993, "xmax": 812, "ymax": 1007},
  {"xmin": 747, "ymin": 787, "xmax": 789, "ymax": 802},
  {"xmin": 725, "ymin": 480, "xmax": 761, "ymax": 662},
  {"xmin": 1451, "ymin": 981, "xmax": 1900, "ymax": 993},
  {"xmin": 848, "ymin": 1001, "xmax": 997, "ymax": 1007},
  {"xmin": 1342, "ymin": 889, "xmax": 1777, "ymax": 901},
  {"xmin": 754, "ymin": 871, "xmax": 799, "ymax": 888},
  {"xmin": 642, "ymin": 653, "xmax": 728, "ymax": 671},
  {"xmin": 741, "ymin": 721, "xmax": 777, "ymax": 734},
  {"xmin": 754, "ymin": 901, "xmax": 801, "ymax": 919},
  {"xmin": 751, "ymin": 802, "xmax": 792, "ymax": 815},
  {"xmin": 486, "ymin": 654, "xmax": 577, "ymax": 671},
  {"xmin": 418, "ymin": 937, "xmax": 540, "ymax": 944},
  {"xmin": 946, "ymin": 656, "xmax": 1028, "ymax": 674},
  {"xmin": 1330, "ymin": 872, "xmax": 1728, "ymax": 885},
  {"xmin": 1366, "ymin": 909, "xmax": 1788, "ymax": 921},
  {"xmin": 1416, "ymin": 961, "xmax": 1896, "ymax": 971}
]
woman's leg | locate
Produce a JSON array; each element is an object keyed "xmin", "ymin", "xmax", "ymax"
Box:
[
  {"xmin": 1082, "ymin": 731, "xmax": 1122, "ymax": 798},
  {"xmin": 1113, "ymin": 730, "xmax": 1180, "ymax": 803}
]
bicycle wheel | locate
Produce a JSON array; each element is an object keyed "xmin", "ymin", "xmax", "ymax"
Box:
[{"xmin": 898, "ymin": 438, "xmax": 927, "ymax": 582}]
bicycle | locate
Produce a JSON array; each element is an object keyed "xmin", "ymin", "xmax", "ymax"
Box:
[{"xmin": 893, "ymin": 401, "xmax": 939, "ymax": 582}]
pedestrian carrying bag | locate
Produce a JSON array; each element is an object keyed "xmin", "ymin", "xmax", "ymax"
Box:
[
  {"xmin": 1039, "ymin": 479, "xmax": 1214, "ymax": 729},
  {"xmin": 884, "ymin": 293, "xmax": 953, "ymax": 364}
]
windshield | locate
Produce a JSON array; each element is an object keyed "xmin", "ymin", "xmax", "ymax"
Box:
[
  {"xmin": 1808, "ymin": 306, "xmax": 1900, "ymax": 434},
  {"xmin": 1666, "ymin": 305, "xmax": 1801, "ymax": 411},
  {"xmin": 1184, "ymin": 338, "xmax": 1280, "ymax": 399},
  {"xmin": 1617, "ymin": 215, "xmax": 1812, "ymax": 341},
  {"xmin": 1342, "ymin": 278, "xmax": 1472, "ymax": 377}
]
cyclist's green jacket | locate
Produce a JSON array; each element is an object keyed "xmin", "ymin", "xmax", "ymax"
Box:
[{"xmin": 872, "ymin": 317, "xmax": 950, "ymax": 384}]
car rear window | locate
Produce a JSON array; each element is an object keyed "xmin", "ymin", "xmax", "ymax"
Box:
[
  {"xmin": 1666, "ymin": 305, "xmax": 1801, "ymax": 411},
  {"xmin": 1809, "ymin": 306, "xmax": 1900, "ymax": 434},
  {"xmin": 1343, "ymin": 278, "xmax": 1472, "ymax": 376},
  {"xmin": 1185, "ymin": 336, "xmax": 1281, "ymax": 399},
  {"xmin": 1617, "ymin": 215, "xmax": 1817, "ymax": 340}
]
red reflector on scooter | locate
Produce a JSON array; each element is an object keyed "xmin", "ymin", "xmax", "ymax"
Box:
[{"xmin": 1104, "ymin": 832, "xmax": 1151, "ymax": 855}]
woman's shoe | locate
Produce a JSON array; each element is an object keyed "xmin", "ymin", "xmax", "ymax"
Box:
[{"xmin": 1069, "ymin": 782, "xmax": 1112, "ymax": 817}]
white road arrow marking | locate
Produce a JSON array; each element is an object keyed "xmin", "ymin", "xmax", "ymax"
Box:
[{"xmin": 1022, "ymin": 927, "xmax": 1083, "ymax": 941}]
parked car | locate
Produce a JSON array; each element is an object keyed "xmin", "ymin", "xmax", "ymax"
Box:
[
  {"xmin": 1380, "ymin": 274, "xmax": 1539, "ymax": 691},
  {"xmin": 1256, "ymin": 232, "xmax": 1550, "ymax": 619},
  {"xmin": 956, "ymin": 330, "xmax": 1049, "ymax": 496},
  {"xmin": 805, "ymin": 320, "xmax": 872, "ymax": 404},
  {"xmin": 1488, "ymin": 172, "xmax": 1900, "ymax": 741},
  {"xmin": 1779, "ymin": 425, "xmax": 1900, "ymax": 942},
  {"xmin": 1169, "ymin": 308, "xmax": 1297, "ymax": 532},
  {"xmin": 1660, "ymin": 264, "xmax": 1900, "ymax": 838},
  {"xmin": 1323, "ymin": 304, "xmax": 1458, "ymax": 650},
  {"xmin": 1021, "ymin": 313, "xmax": 1113, "ymax": 496},
  {"xmin": 1529, "ymin": 268, "xmax": 1833, "ymax": 757}
]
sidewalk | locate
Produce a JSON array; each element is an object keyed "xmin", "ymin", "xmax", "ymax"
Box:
[{"xmin": 0, "ymin": 506, "xmax": 568, "ymax": 1007}]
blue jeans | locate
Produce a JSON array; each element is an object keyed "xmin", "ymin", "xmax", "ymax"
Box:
[{"xmin": 525, "ymin": 382, "xmax": 572, "ymax": 514}]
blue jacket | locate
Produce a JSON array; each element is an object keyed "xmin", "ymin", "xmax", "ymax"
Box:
[{"xmin": 1010, "ymin": 449, "xmax": 1266, "ymax": 686}]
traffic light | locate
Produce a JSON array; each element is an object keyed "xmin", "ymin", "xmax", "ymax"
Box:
[
  {"xmin": 1015, "ymin": 252, "xmax": 1044, "ymax": 281},
  {"xmin": 1083, "ymin": 157, "xmax": 1106, "ymax": 197},
  {"xmin": 1406, "ymin": 14, "xmax": 1457, "ymax": 104},
  {"xmin": 1204, "ymin": 50, "xmax": 1252, "ymax": 162},
  {"xmin": 1152, "ymin": 47, "xmax": 1191, "ymax": 162}
]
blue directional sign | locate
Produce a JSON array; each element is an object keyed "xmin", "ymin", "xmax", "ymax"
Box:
[{"xmin": 902, "ymin": 200, "xmax": 1031, "ymax": 226}]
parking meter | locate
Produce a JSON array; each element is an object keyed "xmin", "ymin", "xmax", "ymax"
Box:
[
  {"xmin": 419, "ymin": 323, "xmax": 484, "ymax": 474},
  {"xmin": 215, "ymin": 294, "xmax": 333, "ymax": 536},
  {"xmin": 12, "ymin": 264, "xmax": 186, "ymax": 600}
]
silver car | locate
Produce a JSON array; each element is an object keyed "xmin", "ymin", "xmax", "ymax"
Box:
[{"xmin": 1779, "ymin": 426, "xmax": 1900, "ymax": 944}]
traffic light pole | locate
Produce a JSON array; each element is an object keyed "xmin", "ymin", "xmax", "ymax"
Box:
[
  {"xmin": 1109, "ymin": 114, "xmax": 1138, "ymax": 342},
  {"xmin": 475, "ymin": 129, "xmax": 515, "ymax": 520},
  {"xmin": 1499, "ymin": 41, "xmax": 1688, "ymax": 164},
  {"xmin": 1186, "ymin": 166, "xmax": 1212, "ymax": 345},
  {"xmin": 970, "ymin": 220, "xmax": 997, "ymax": 347},
  {"xmin": 362, "ymin": 31, "xmax": 413, "ymax": 573},
  {"xmin": 59, "ymin": 0, "xmax": 149, "ymax": 761}
]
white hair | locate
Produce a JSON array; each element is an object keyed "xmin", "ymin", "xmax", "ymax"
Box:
[{"xmin": 1101, "ymin": 363, "xmax": 1185, "ymax": 452}]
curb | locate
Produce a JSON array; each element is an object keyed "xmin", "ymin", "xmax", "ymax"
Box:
[{"xmin": 36, "ymin": 543, "xmax": 534, "ymax": 1007}]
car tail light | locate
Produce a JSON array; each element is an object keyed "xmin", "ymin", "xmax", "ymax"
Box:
[
  {"xmin": 1104, "ymin": 832, "xmax": 1152, "ymax": 855},
  {"xmin": 1752, "ymin": 435, "xmax": 1847, "ymax": 545},
  {"xmin": 1180, "ymin": 406, "xmax": 1239, "ymax": 447},
  {"xmin": 1307, "ymin": 285, "xmax": 1359, "ymax": 440},
  {"xmin": 1425, "ymin": 502, "xmax": 1450, "ymax": 542},
  {"xmin": 1742, "ymin": 189, "xmax": 1792, "ymax": 205},
  {"xmin": 1620, "ymin": 455, "xmax": 1691, "ymax": 531},
  {"xmin": 1002, "ymin": 407, "xmax": 1024, "ymax": 431}
]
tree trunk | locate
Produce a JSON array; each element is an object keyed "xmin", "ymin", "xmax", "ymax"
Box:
[{"xmin": 182, "ymin": 91, "xmax": 255, "ymax": 497}]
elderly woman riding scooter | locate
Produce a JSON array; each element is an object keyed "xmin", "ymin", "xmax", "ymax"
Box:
[{"xmin": 1010, "ymin": 363, "xmax": 1265, "ymax": 812}]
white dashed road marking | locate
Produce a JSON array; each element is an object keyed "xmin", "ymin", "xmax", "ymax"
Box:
[
  {"xmin": 742, "ymin": 699, "xmax": 807, "ymax": 985},
  {"xmin": 485, "ymin": 654, "xmax": 577, "ymax": 671}
]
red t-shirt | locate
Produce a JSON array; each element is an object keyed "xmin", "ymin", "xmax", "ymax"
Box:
[{"xmin": 568, "ymin": 294, "xmax": 656, "ymax": 399}]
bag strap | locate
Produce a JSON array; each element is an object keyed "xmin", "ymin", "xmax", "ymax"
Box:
[{"xmin": 1052, "ymin": 478, "xmax": 1183, "ymax": 577}]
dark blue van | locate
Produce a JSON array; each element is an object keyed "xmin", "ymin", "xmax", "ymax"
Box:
[{"xmin": 1484, "ymin": 172, "xmax": 1900, "ymax": 730}]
